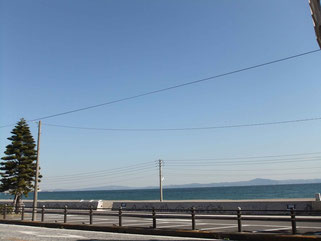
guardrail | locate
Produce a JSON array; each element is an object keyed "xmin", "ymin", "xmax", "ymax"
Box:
[{"xmin": 1, "ymin": 204, "xmax": 321, "ymax": 235}]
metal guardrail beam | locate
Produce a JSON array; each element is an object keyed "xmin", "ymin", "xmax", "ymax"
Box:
[{"xmin": 2, "ymin": 205, "xmax": 321, "ymax": 235}]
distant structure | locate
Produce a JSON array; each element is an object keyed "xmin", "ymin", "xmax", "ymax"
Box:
[{"xmin": 309, "ymin": 0, "xmax": 321, "ymax": 48}]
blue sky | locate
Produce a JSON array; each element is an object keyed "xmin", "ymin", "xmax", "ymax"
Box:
[{"xmin": 1, "ymin": 0, "xmax": 321, "ymax": 190}]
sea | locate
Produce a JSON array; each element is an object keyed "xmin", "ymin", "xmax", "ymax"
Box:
[{"xmin": 0, "ymin": 183, "xmax": 321, "ymax": 201}]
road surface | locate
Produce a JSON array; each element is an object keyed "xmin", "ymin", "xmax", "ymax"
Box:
[
  {"xmin": 0, "ymin": 223, "xmax": 221, "ymax": 241},
  {"xmin": 19, "ymin": 211, "xmax": 321, "ymax": 235}
]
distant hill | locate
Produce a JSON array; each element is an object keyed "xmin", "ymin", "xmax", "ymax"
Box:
[
  {"xmin": 42, "ymin": 178, "xmax": 321, "ymax": 192},
  {"xmin": 163, "ymin": 178, "xmax": 321, "ymax": 189}
]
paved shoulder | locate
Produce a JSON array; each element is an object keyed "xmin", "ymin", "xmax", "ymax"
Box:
[{"xmin": 0, "ymin": 223, "xmax": 221, "ymax": 241}]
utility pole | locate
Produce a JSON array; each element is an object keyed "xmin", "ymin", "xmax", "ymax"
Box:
[
  {"xmin": 158, "ymin": 160, "xmax": 163, "ymax": 202},
  {"xmin": 32, "ymin": 120, "xmax": 41, "ymax": 221}
]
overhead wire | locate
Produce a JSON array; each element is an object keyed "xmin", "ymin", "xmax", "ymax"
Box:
[
  {"xmin": 41, "ymin": 153, "xmax": 321, "ymax": 188},
  {"xmin": 44, "ymin": 152, "xmax": 321, "ymax": 179},
  {"xmin": 44, "ymin": 166, "xmax": 157, "ymax": 182},
  {"xmin": 45, "ymin": 165, "xmax": 156, "ymax": 180},
  {"xmin": 41, "ymin": 116, "xmax": 321, "ymax": 131},
  {"xmin": 42, "ymin": 153, "xmax": 321, "ymax": 183},
  {"xmin": 0, "ymin": 49, "xmax": 319, "ymax": 128},
  {"xmin": 163, "ymin": 166, "xmax": 321, "ymax": 173},
  {"xmin": 165, "ymin": 158, "xmax": 321, "ymax": 166},
  {"xmin": 42, "ymin": 173, "xmax": 156, "ymax": 189},
  {"xmin": 164, "ymin": 151, "xmax": 321, "ymax": 161},
  {"xmin": 45, "ymin": 161, "xmax": 155, "ymax": 179},
  {"xmin": 164, "ymin": 171, "xmax": 321, "ymax": 177},
  {"xmin": 165, "ymin": 155, "xmax": 321, "ymax": 163}
]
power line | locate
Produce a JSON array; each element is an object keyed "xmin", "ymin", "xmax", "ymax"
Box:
[
  {"xmin": 164, "ymin": 156, "xmax": 321, "ymax": 166},
  {"xmin": 43, "ymin": 152, "xmax": 321, "ymax": 180},
  {"xmin": 41, "ymin": 116, "xmax": 321, "ymax": 131},
  {"xmin": 45, "ymin": 161, "xmax": 155, "ymax": 179},
  {"xmin": 43, "ymin": 167, "xmax": 157, "ymax": 184},
  {"xmin": 164, "ymin": 171, "xmax": 321, "ymax": 177},
  {"xmin": 47, "ymin": 164, "xmax": 321, "ymax": 183},
  {"xmin": 164, "ymin": 166, "xmax": 321, "ymax": 173},
  {"xmin": 42, "ymin": 173, "xmax": 156, "ymax": 189},
  {"xmin": 44, "ymin": 166, "xmax": 157, "ymax": 181},
  {"xmin": 165, "ymin": 151, "xmax": 321, "ymax": 161},
  {"xmin": 1, "ymin": 49, "xmax": 319, "ymax": 128},
  {"xmin": 45, "ymin": 151, "xmax": 321, "ymax": 178},
  {"xmin": 165, "ymin": 160, "xmax": 320, "ymax": 166},
  {"xmin": 165, "ymin": 157, "xmax": 321, "ymax": 166}
]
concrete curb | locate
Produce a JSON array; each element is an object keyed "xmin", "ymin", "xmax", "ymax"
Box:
[{"xmin": 0, "ymin": 219, "xmax": 321, "ymax": 241}]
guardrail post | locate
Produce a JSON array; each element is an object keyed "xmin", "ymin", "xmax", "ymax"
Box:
[
  {"xmin": 152, "ymin": 208, "xmax": 156, "ymax": 228},
  {"xmin": 3, "ymin": 204, "xmax": 7, "ymax": 220},
  {"xmin": 41, "ymin": 205, "xmax": 45, "ymax": 222},
  {"xmin": 21, "ymin": 204, "xmax": 25, "ymax": 221},
  {"xmin": 290, "ymin": 208, "xmax": 297, "ymax": 234},
  {"xmin": 237, "ymin": 207, "xmax": 242, "ymax": 232},
  {"xmin": 89, "ymin": 206, "xmax": 93, "ymax": 225},
  {"xmin": 64, "ymin": 205, "xmax": 68, "ymax": 223},
  {"xmin": 119, "ymin": 207, "xmax": 122, "ymax": 227},
  {"xmin": 191, "ymin": 207, "xmax": 196, "ymax": 230}
]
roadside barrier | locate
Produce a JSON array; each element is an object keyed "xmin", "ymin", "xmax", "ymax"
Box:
[{"xmin": 1, "ymin": 204, "xmax": 321, "ymax": 235}]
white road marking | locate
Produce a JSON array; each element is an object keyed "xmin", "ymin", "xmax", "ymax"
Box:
[
  {"xmin": 194, "ymin": 222, "xmax": 236, "ymax": 226},
  {"xmin": 200, "ymin": 225, "xmax": 238, "ymax": 231},
  {"xmin": 46, "ymin": 216, "xmax": 84, "ymax": 219},
  {"xmin": 245, "ymin": 224, "xmax": 321, "ymax": 229},
  {"xmin": 157, "ymin": 219, "xmax": 191, "ymax": 222},
  {"xmin": 156, "ymin": 220, "xmax": 242, "ymax": 226},
  {"xmin": 244, "ymin": 224, "xmax": 289, "ymax": 228},
  {"xmin": 158, "ymin": 224, "xmax": 191, "ymax": 228},
  {"xmin": 122, "ymin": 223, "xmax": 151, "ymax": 227},
  {"xmin": 125, "ymin": 218, "xmax": 152, "ymax": 221},
  {"xmin": 19, "ymin": 231, "xmax": 37, "ymax": 235},
  {"xmin": 45, "ymin": 216, "xmax": 117, "ymax": 222},
  {"xmin": 253, "ymin": 227, "xmax": 291, "ymax": 232},
  {"xmin": 297, "ymin": 226, "xmax": 321, "ymax": 229},
  {"xmin": 18, "ymin": 231, "xmax": 85, "ymax": 238},
  {"xmin": 153, "ymin": 221, "xmax": 173, "ymax": 224},
  {"xmin": 38, "ymin": 234, "xmax": 86, "ymax": 238},
  {"xmin": 122, "ymin": 221, "xmax": 152, "ymax": 225},
  {"xmin": 91, "ymin": 220, "xmax": 117, "ymax": 224}
]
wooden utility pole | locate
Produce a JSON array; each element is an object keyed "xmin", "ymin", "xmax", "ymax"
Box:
[
  {"xmin": 32, "ymin": 120, "xmax": 41, "ymax": 221},
  {"xmin": 159, "ymin": 160, "xmax": 163, "ymax": 202}
]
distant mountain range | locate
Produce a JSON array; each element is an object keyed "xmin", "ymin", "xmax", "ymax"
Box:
[
  {"xmin": 43, "ymin": 178, "xmax": 321, "ymax": 192},
  {"xmin": 163, "ymin": 178, "xmax": 321, "ymax": 188}
]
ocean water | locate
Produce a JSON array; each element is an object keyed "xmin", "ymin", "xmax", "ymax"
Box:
[{"xmin": 0, "ymin": 183, "xmax": 320, "ymax": 201}]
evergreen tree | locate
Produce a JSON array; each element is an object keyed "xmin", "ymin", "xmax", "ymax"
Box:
[{"xmin": 0, "ymin": 118, "xmax": 41, "ymax": 211}]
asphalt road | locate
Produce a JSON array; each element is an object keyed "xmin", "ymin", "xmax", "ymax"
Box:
[
  {"xmin": 0, "ymin": 223, "xmax": 220, "ymax": 241},
  {"xmin": 19, "ymin": 211, "xmax": 321, "ymax": 235},
  {"xmin": 3, "ymin": 210, "xmax": 321, "ymax": 236}
]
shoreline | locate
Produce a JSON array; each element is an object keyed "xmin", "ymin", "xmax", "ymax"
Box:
[
  {"xmin": 38, "ymin": 182, "xmax": 321, "ymax": 192},
  {"xmin": 1, "ymin": 183, "xmax": 321, "ymax": 201}
]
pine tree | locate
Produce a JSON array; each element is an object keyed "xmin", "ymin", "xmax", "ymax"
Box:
[{"xmin": 0, "ymin": 118, "xmax": 41, "ymax": 211}]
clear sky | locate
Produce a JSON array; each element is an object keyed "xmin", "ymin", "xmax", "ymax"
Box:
[{"xmin": 1, "ymin": 0, "xmax": 321, "ymax": 190}]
